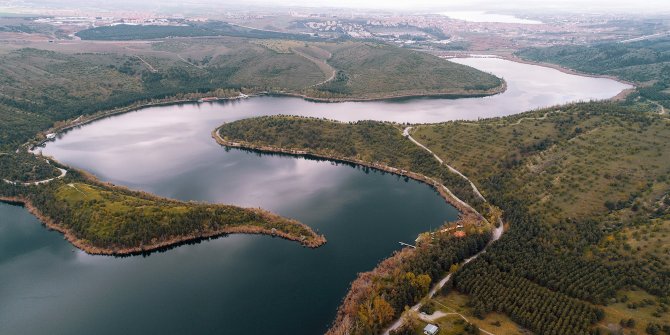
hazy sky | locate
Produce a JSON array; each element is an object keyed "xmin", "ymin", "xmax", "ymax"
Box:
[
  {"xmin": 15, "ymin": 0, "xmax": 670, "ymax": 13},
  {"xmin": 257, "ymin": 0, "xmax": 670, "ymax": 11}
]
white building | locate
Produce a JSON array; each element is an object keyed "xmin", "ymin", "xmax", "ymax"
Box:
[{"xmin": 424, "ymin": 324, "xmax": 439, "ymax": 335}]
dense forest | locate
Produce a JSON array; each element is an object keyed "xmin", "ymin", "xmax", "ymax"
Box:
[{"xmin": 0, "ymin": 152, "xmax": 61, "ymax": 182}]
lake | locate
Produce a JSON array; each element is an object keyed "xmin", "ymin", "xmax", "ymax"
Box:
[
  {"xmin": 439, "ymin": 11, "xmax": 543, "ymax": 24},
  {"xmin": 1, "ymin": 58, "xmax": 630, "ymax": 335}
]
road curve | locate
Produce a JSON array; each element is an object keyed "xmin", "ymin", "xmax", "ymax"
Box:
[{"xmin": 2, "ymin": 162, "xmax": 67, "ymax": 186}]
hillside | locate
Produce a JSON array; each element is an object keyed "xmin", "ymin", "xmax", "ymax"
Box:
[
  {"xmin": 413, "ymin": 102, "xmax": 670, "ymax": 335},
  {"xmin": 309, "ymin": 42, "xmax": 503, "ymax": 100},
  {"xmin": 0, "ymin": 38, "xmax": 501, "ymax": 150},
  {"xmin": 215, "ymin": 102, "xmax": 670, "ymax": 334},
  {"xmin": 217, "ymin": 116, "xmax": 484, "ymax": 209}
]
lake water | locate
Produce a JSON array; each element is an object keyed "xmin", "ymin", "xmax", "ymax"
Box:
[
  {"xmin": 439, "ymin": 11, "xmax": 543, "ymax": 24},
  {"xmin": 1, "ymin": 58, "xmax": 630, "ymax": 335}
]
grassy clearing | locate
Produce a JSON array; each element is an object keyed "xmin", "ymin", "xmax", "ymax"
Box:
[
  {"xmin": 407, "ymin": 314, "xmax": 469, "ymax": 335},
  {"xmin": 431, "ymin": 291, "xmax": 526, "ymax": 335},
  {"xmin": 598, "ymin": 288, "xmax": 670, "ymax": 335},
  {"xmin": 620, "ymin": 219, "xmax": 670, "ymax": 263}
]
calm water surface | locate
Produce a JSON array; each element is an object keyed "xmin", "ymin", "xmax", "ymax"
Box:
[
  {"xmin": 439, "ymin": 11, "xmax": 543, "ymax": 24},
  {"xmin": 1, "ymin": 58, "xmax": 630, "ymax": 335}
]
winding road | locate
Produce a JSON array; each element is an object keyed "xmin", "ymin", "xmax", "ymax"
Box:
[
  {"xmin": 383, "ymin": 128, "xmax": 505, "ymax": 335},
  {"xmin": 2, "ymin": 159, "xmax": 67, "ymax": 186},
  {"xmin": 3, "ymin": 167, "xmax": 67, "ymax": 186},
  {"xmin": 291, "ymin": 47, "xmax": 337, "ymax": 88}
]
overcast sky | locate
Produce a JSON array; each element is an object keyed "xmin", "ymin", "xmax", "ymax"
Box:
[
  {"xmin": 17, "ymin": 0, "xmax": 670, "ymax": 13},
  {"xmin": 256, "ymin": 0, "xmax": 670, "ymax": 11}
]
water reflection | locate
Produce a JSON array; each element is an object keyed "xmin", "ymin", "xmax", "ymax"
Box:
[{"xmin": 3, "ymin": 58, "xmax": 631, "ymax": 335}]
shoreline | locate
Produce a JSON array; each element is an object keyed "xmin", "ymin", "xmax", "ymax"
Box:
[
  {"xmin": 437, "ymin": 51, "xmax": 636, "ymax": 97},
  {"xmin": 0, "ymin": 187, "xmax": 326, "ymax": 256},
  {"xmin": 11, "ymin": 55, "xmax": 617, "ymax": 257},
  {"xmin": 286, "ymin": 80, "xmax": 507, "ymax": 103},
  {"xmin": 212, "ymin": 127, "xmax": 484, "ymax": 220},
  {"xmin": 501, "ymin": 54, "xmax": 637, "ymax": 87},
  {"xmin": 27, "ymin": 84, "xmax": 507, "ymax": 151},
  {"xmin": 19, "ymin": 52, "xmax": 634, "ymax": 153}
]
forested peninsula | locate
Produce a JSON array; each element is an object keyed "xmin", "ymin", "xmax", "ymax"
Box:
[
  {"xmin": 214, "ymin": 94, "xmax": 670, "ymax": 334},
  {"xmin": 0, "ymin": 37, "xmax": 502, "ymax": 256}
]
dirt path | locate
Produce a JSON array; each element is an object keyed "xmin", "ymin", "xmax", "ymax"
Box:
[
  {"xmin": 652, "ymin": 101, "xmax": 666, "ymax": 115},
  {"xmin": 383, "ymin": 219, "xmax": 503, "ymax": 335},
  {"xmin": 177, "ymin": 54, "xmax": 202, "ymax": 68},
  {"xmin": 421, "ymin": 301, "xmax": 496, "ymax": 335},
  {"xmin": 403, "ymin": 127, "xmax": 486, "ymax": 202},
  {"xmin": 134, "ymin": 55, "xmax": 157, "ymax": 73},
  {"xmin": 383, "ymin": 128, "xmax": 505, "ymax": 335},
  {"xmin": 67, "ymin": 183, "xmax": 87, "ymax": 197},
  {"xmin": 291, "ymin": 47, "xmax": 336, "ymax": 88}
]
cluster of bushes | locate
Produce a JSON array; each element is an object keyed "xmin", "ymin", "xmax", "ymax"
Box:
[
  {"xmin": 0, "ymin": 152, "xmax": 61, "ymax": 182},
  {"xmin": 328, "ymin": 230, "xmax": 491, "ymax": 335}
]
